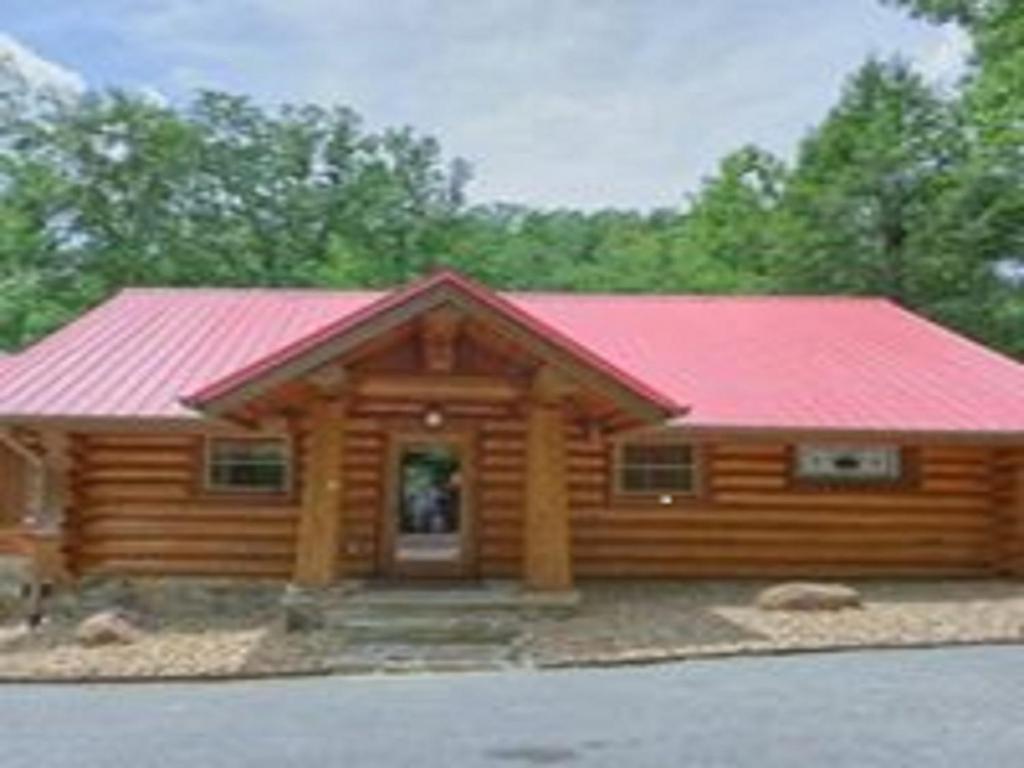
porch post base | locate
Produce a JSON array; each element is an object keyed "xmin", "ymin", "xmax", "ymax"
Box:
[{"xmin": 517, "ymin": 587, "xmax": 581, "ymax": 610}]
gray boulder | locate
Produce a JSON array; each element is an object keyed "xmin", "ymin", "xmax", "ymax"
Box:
[
  {"xmin": 756, "ymin": 582, "xmax": 863, "ymax": 611},
  {"xmin": 75, "ymin": 609, "xmax": 144, "ymax": 647}
]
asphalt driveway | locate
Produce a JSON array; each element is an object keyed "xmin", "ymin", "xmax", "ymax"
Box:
[{"xmin": 2, "ymin": 645, "xmax": 1022, "ymax": 767}]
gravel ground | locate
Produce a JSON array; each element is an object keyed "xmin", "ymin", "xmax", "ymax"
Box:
[
  {"xmin": 1, "ymin": 572, "xmax": 1023, "ymax": 680},
  {"xmin": 523, "ymin": 580, "xmax": 1024, "ymax": 664}
]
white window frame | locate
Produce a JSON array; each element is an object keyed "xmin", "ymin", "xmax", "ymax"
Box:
[
  {"xmin": 614, "ymin": 441, "xmax": 698, "ymax": 497},
  {"xmin": 205, "ymin": 435, "xmax": 292, "ymax": 495},
  {"xmin": 794, "ymin": 444, "xmax": 902, "ymax": 484}
]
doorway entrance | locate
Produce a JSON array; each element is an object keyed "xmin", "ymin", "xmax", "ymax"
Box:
[{"xmin": 384, "ymin": 436, "xmax": 473, "ymax": 578}]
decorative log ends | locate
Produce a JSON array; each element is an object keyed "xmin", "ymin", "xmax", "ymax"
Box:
[
  {"xmin": 523, "ymin": 367, "xmax": 574, "ymax": 592},
  {"xmin": 1008, "ymin": 464, "xmax": 1024, "ymax": 577},
  {"xmin": 531, "ymin": 365, "xmax": 576, "ymax": 403},
  {"xmin": 293, "ymin": 398, "xmax": 347, "ymax": 587},
  {"xmin": 0, "ymin": 432, "xmax": 44, "ymax": 528},
  {"xmin": 421, "ymin": 306, "xmax": 462, "ymax": 373},
  {"xmin": 306, "ymin": 363, "xmax": 348, "ymax": 397},
  {"xmin": 991, "ymin": 450, "xmax": 1024, "ymax": 578},
  {"xmin": 19, "ymin": 431, "xmax": 72, "ymax": 584}
]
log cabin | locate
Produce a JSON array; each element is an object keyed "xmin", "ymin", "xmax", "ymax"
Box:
[{"xmin": 0, "ymin": 269, "xmax": 1022, "ymax": 591}]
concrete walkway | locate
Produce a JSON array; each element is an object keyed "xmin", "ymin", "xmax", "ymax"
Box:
[{"xmin": 2, "ymin": 646, "xmax": 1022, "ymax": 767}]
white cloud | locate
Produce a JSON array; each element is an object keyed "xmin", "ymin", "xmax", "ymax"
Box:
[
  {"xmin": 5, "ymin": 0, "xmax": 972, "ymax": 209},
  {"xmin": 0, "ymin": 32, "xmax": 172, "ymax": 110},
  {"xmin": 136, "ymin": 84, "xmax": 170, "ymax": 108},
  {"xmin": 0, "ymin": 32, "xmax": 85, "ymax": 98},
  {"xmin": 913, "ymin": 24, "xmax": 972, "ymax": 85}
]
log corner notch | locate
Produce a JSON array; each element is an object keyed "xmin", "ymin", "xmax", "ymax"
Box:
[
  {"xmin": 1007, "ymin": 459, "xmax": 1024, "ymax": 577},
  {"xmin": 523, "ymin": 367, "xmax": 575, "ymax": 592},
  {"xmin": 292, "ymin": 396, "xmax": 347, "ymax": 587},
  {"xmin": 991, "ymin": 448, "xmax": 1024, "ymax": 577},
  {"xmin": 0, "ymin": 429, "xmax": 72, "ymax": 585}
]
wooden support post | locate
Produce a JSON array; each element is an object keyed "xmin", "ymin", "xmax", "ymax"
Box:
[
  {"xmin": 523, "ymin": 368, "xmax": 574, "ymax": 592},
  {"xmin": 293, "ymin": 398, "xmax": 346, "ymax": 587}
]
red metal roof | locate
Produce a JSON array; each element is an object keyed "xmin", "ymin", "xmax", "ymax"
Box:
[
  {"xmin": 1, "ymin": 279, "xmax": 1023, "ymax": 434},
  {"xmin": 184, "ymin": 270, "xmax": 683, "ymax": 416}
]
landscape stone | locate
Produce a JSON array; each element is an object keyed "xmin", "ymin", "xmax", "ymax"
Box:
[
  {"xmin": 75, "ymin": 609, "xmax": 144, "ymax": 647},
  {"xmin": 756, "ymin": 582, "xmax": 863, "ymax": 611}
]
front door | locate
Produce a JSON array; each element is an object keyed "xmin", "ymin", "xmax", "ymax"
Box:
[{"xmin": 383, "ymin": 435, "xmax": 474, "ymax": 578}]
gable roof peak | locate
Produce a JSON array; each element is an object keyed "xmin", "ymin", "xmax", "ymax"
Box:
[{"xmin": 181, "ymin": 266, "xmax": 685, "ymax": 420}]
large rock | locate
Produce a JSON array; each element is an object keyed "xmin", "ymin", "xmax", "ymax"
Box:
[
  {"xmin": 75, "ymin": 609, "xmax": 144, "ymax": 647},
  {"xmin": 756, "ymin": 582, "xmax": 863, "ymax": 612}
]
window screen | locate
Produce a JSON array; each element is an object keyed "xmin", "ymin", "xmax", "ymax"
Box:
[
  {"xmin": 207, "ymin": 438, "xmax": 289, "ymax": 493},
  {"xmin": 618, "ymin": 443, "xmax": 695, "ymax": 494}
]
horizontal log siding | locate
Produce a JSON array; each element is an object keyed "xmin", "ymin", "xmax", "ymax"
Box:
[
  {"xmin": 477, "ymin": 417, "xmax": 527, "ymax": 577},
  {"xmin": 572, "ymin": 441, "xmax": 1002, "ymax": 578},
  {"xmin": 71, "ymin": 433, "xmax": 299, "ymax": 578},
  {"xmin": 0, "ymin": 442, "xmax": 27, "ymax": 553},
  {"xmin": 993, "ymin": 447, "xmax": 1024, "ymax": 575},
  {"xmin": 64, "ymin": 428, "xmax": 1017, "ymax": 582},
  {"xmin": 336, "ymin": 418, "xmax": 385, "ymax": 577}
]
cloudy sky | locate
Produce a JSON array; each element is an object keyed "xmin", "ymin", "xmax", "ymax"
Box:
[{"xmin": 2, "ymin": 0, "xmax": 967, "ymax": 210}]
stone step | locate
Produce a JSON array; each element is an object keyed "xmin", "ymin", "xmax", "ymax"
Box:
[
  {"xmin": 339, "ymin": 584, "xmax": 579, "ymax": 613},
  {"xmin": 326, "ymin": 642, "xmax": 519, "ymax": 674},
  {"xmin": 332, "ymin": 614, "xmax": 521, "ymax": 645}
]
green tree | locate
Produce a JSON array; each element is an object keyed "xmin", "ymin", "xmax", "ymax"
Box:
[
  {"xmin": 775, "ymin": 58, "xmax": 971, "ymax": 307},
  {"xmin": 0, "ymin": 89, "xmax": 469, "ymax": 348},
  {"xmin": 2, "ymin": 6, "xmax": 1022, "ymax": 356},
  {"xmin": 885, "ymin": 0, "xmax": 1024, "ymax": 352},
  {"xmin": 671, "ymin": 146, "xmax": 788, "ymax": 291}
]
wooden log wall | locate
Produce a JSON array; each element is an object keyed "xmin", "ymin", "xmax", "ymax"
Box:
[
  {"xmin": 60, "ymin": 426, "xmax": 1020, "ymax": 581},
  {"xmin": 335, "ymin": 417, "xmax": 386, "ymax": 577},
  {"xmin": 71, "ymin": 433, "xmax": 299, "ymax": 578},
  {"xmin": 993, "ymin": 447, "xmax": 1024, "ymax": 575},
  {"xmin": 476, "ymin": 416, "xmax": 527, "ymax": 578},
  {"xmin": 572, "ymin": 441, "xmax": 1003, "ymax": 578},
  {"xmin": 0, "ymin": 440, "xmax": 27, "ymax": 529}
]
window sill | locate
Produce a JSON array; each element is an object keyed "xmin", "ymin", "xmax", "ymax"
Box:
[
  {"xmin": 789, "ymin": 478, "xmax": 910, "ymax": 492},
  {"xmin": 610, "ymin": 492, "xmax": 701, "ymax": 508}
]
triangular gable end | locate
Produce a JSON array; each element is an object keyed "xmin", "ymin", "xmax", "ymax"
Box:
[{"xmin": 181, "ymin": 269, "xmax": 687, "ymax": 422}]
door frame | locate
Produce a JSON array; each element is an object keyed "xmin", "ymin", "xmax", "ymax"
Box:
[{"xmin": 379, "ymin": 429, "xmax": 477, "ymax": 579}]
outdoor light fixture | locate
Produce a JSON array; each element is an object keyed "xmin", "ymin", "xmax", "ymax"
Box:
[
  {"xmin": 423, "ymin": 406, "xmax": 444, "ymax": 429},
  {"xmin": 659, "ymin": 494, "xmax": 674, "ymax": 506}
]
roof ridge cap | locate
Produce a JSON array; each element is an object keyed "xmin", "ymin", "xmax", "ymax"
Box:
[
  {"xmin": 118, "ymin": 286, "xmax": 384, "ymax": 296},
  {"xmin": 505, "ymin": 292, "xmax": 892, "ymax": 302}
]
